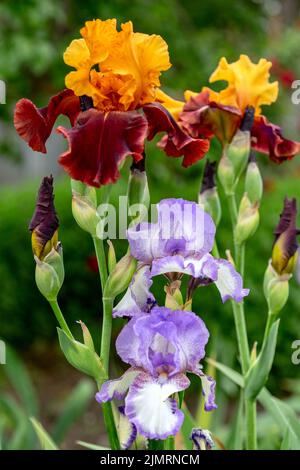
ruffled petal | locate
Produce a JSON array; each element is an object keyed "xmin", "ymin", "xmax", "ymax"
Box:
[
  {"xmin": 14, "ymin": 89, "xmax": 80, "ymax": 153},
  {"xmin": 251, "ymin": 115, "xmax": 300, "ymax": 164},
  {"xmin": 96, "ymin": 367, "xmax": 142, "ymax": 402},
  {"xmin": 125, "ymin": 371, "xmax": 189, "ymax": 439},
  {"xmin": 143, "ymin": 102, "xmax": 210, "ymax": 167},
  {"xmin": 213, "ymin": 258, "xmax": 249, "ymax": 303},
  {"xmin": 113, "ymin": 265, "xmax": 155, "ymax": 318},
  {"xmin": 57, "ymin": 108, "xmax": 147, "ymax": 187}
]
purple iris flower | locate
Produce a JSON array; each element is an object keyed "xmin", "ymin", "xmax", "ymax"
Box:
[
  {"xmin": 96, "ymin": 306, "xmax": 216, "ymax": 440},
  {"xmin": 113, "ymin": 198, "xmax": 249, "ymax": 318}
]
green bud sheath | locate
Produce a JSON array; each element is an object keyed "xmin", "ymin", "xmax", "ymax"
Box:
[
  {"xmin": 35, "ymin": 247, "xmax": 64, "ymax": 301},
  {"xmin": 71, "ymin": 180, "xmax": 100, "ymax": 237},
  {"xmin": 217, "ymin": 154, "xmax": 235, "ymax": 195},
  {"xmin": 104, "ymin": 254, "xmax": 137, "ymax": 299},
  {"xmin": 235, "ymin": 194, "xmax": 259, "ymax": 245},
  {"xmin": 245, "ymin": 154, "xmax": 263, "ymax": 205}
]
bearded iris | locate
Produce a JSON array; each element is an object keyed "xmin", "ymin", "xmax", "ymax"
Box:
[
  {"xmin": 159, "ymin": 55, "xmax": 300, "ymax": 164},
  {"xmin": 113, "ymin": 198, "xmax": 249, "ymax": 318},
  {"xmin": 96, "ymin": 306, "xmax": 216, "ymax": 440},
  {"xmin": 14, "ymin": 19, "xmax": 209, "ymax": 187}
]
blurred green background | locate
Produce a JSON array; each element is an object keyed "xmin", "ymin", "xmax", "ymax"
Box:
[{"xmin": 0, "ymin": 0, "xmax": 300, "ymax": 450}]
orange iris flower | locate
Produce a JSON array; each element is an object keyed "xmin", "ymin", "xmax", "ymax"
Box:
[{"xmin": 14, "ymin": 19, "xmax": 209, "ymax": 187}]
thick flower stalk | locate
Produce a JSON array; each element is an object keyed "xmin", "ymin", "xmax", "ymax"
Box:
[
  {"xmin": 97, "ymin": 306, "xmax": 216, "ymax": 441},
  {"xmin": 14, "ymin": 18, "xmax": 210, "ymax": 188}
]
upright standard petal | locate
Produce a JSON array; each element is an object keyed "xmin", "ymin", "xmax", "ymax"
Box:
[
  {"xmin": 143, "ymin": 102, "xmax": 210, "ymax": 167},
  {"xmin": 251, "ymin": 116, "xmax": 300, "ymax": 164},
  {"xmin": 116, "ymin": 307, "xmax": 209, "ymax": 375},
  {"xmin": 125, "ymin": 371, "xmax": 189, "ymax": 439},
  {"xmin": 209, "ymin": 55, "xmax": 278, "ymax": 115},
  {"xmin": 57, "ymin": 108, "xmax": 148, "ymax": 187},
  {"xmin": 14, "ymin": 89, "xmax": 80, "ymax": 153}
]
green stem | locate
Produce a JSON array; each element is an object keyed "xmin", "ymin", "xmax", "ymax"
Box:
[
  {"xmin": 164, "ymin": 436, "xmax": 175, "ymax": 450},
  {"xmin": 227, "ymin": 194, "xmax": 257, "ymax": 450},
  {"xmin": 262, "ymin": 310, "xmax": 277, "ymax": 347},
  {"xmin": 148, "ymin": 439, "xmax": 164, "ymax": 450},
  {"xmin": 93, "ymin": 236, "xmax": 120, "ymax": 450},
  {"xmin": 49, "ymin": 299, "xmax": 73, "ymax": 339}
]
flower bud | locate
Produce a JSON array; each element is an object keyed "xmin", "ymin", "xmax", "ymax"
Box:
[
  {"xmin": 127, "ymin": 157, "xmax": 150, "ymax": 223},
  {"xmin": 190, "ymin": 428, "xmax": 214, "ymax": 450},
  {"xmin": 104, "ymin": 254, "xmax": 137, "ymax": 299},
  {"xmin": 217, "ymin": 154, "xmax": 235, "ymax": 195},
  {"xmin": 245, "ymin": 152, "xmax": 263, "ymax": 204},
  {"xmin": 30, "ymin": 176, "xmax": 64, "ymax": 300},
  {"xmin": 227, "ymin": 129, "xmax": 251, "ymax": 182},
  {"xmin": 107, "ymin": 240, "xmax": 117, "ymax": 274},
  {"xmin": 35, "ymin": 245, "xmax": 64, "ymax": 301},
  {"xmin": 234, "ymin": 193, "xmax": 259, "ymax": 245},
  {"xmin": 266, "ymin": 276, "xmax": 290, "ymax": 315},
  {"xmin": 271, "ymin": 198, "xmax": 299, "ymax": 275},
  {"xmin": 71, "ymin": 179, "xmax": 100, "ymax": 237},
  {"xmin": 199, "ymin": 160, "xmax": 221, "ymax": 226}
]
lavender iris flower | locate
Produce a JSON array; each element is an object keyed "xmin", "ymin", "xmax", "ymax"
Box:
[
  {"xmin": 96, "ymin": 306, "xmax": 216, "ymax": 440},
  {"xmin": 114, "ymin": 198, "xmax": 249, "ymax": 318}
]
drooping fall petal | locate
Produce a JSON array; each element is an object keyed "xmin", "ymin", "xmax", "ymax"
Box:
[
  {"xmin": 251, "ymin": 116, "xmax": 300, "ymax": 164},
  {"xmin": 179, "ymin": 91, "xmax": 242, "ymax": 144},
  {"xmin": 57, "ymin": 108, "xmax": 147, "ymax": 187},
  {"xmin": 14, "ymin": 89, "xmax": 80, "ymax": 153},
  {"xmin": 143, "ymin": 102, "xmax": 210, "ymax": 167}
]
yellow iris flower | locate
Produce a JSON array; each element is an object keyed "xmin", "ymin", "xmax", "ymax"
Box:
[
  {"xmin": 206, "ymin": 54, "xmax": 279, "ymax": 115},
  {"xmin": 63, "ymin": 19, "xmax": 171, "ymax": 112}
]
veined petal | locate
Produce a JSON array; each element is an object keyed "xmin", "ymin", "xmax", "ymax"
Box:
[
  {"xmin": 65, "ymin": 69, "xmax": 96, "ymax": 98},
  {"xmin": 14, "ymin": 89, "xmax": 80, "ymax": 153},
  {"xmin": 57, "ymin": 108, "xmax": 147, "ymax": 187},
  {"xmin": 155, "ymin": 89, "xmax": 184, "ymax": 120},
  {"xmin": 213, "ymin": 258, "xmax": 249, "ymax": 303},
  {"xmin": 125, "ymin": 372, "xmax": 189, "ymax": 439},
  {"xmin": 180, "ymin": 90, "xmax": 242, "ymax": 144},
  {"xmin": 127, "ymin": 222, "xmax": 167, "ymax": 263},
  {"xmin": 113, "ymin": 265, "xmax": 155, "ymax": 318},
  {"xmin": 63, "ymin": 38, "xmax": 91, "ymax": 69},
  {"xmin": 143, "ymin": 102, "xmax": 210, "ymax": 167},
  {"xmin": 96, "ymin": 367, "xmax": 142, "ymax": 402},
  {"xmin": 251, "ymin": 115, "xmax": 300, "ymax": 164}
]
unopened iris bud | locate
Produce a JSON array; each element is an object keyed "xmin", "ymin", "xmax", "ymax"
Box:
[
  {"xmin": 217, "ymin": 153, "xmax": 235, "ymax": 195},
  {"xmin": 199, "ymin": 160, "xmax": 221, "ymax": 226},
  {"xmin": 104, "ymin": 253, "xmax": 137, "ymax": 299},
  {"xmin": 164, "ymin": 280, "xmax": 183, "ymax": 310},
  {"xmin": 190, "ymin": 428, "xmax": 214, "ymax": 451},
  {"xmin": 107, "ymin": 240, "xmax": 117, "ymax": 274},
  {"xmin": 29, "ymin": 176, "xmax": 64, "ymax": 300},
  {"xmin": 71, "ymin": 179, "xmax": 100, "ymax": 237},
  {"xmin": 127, "ymin": 156, "xmax": 150, "ymax": 223},
  {"xmin": 235, "ymin": 193, "xmax": 259, "ymax": 245},
  {"xmin": 245, "ymin": 152, "xmax": 263, "ymax": 204},
  {"xmin": 266, "ymin": 273, "xmax": 290, "ymax": 314},
  {"xmin": 271, "ymin": 198, "xmax": 299, "ymax": 276},
  {"xmin": 218, "ymin": 107, "xmax": 254, "ymax": 195}
]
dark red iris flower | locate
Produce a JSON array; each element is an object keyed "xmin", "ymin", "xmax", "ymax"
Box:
[
  {"xmin": 14, "ymin": 89, "xmax": 210, "ymax": 187},
  {"xmin": 178, "ymin": 91, "xmax": 300, "ymax": 164}
]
